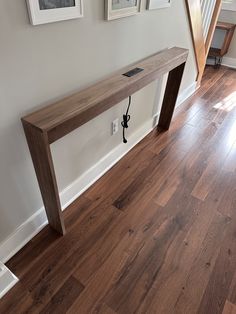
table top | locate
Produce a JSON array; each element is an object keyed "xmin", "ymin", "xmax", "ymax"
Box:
[{"xmin": 22, "ymin": 47, "xmax": 188, "ymax": 143}]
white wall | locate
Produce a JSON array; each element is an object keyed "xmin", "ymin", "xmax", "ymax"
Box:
[{"xmin": 0, "ymin": 0, "xmax": 197, "ymax": 259}]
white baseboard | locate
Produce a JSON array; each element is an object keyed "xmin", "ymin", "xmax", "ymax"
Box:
[
  {"xmin": 207, "ymin": 56, "xmax": 236, "ymax": 69},
  {"xmin": 0, "ymin": 209, "xmax": 48, "ymax": 264},
  {"xmin": 222, "ymin": 57, "xmax": 236, "ymax": 69},
  {"xmin": 0, "ymin": 262, "xmax": 18, "ymax": 299},
  {"xmin": 177, "ymin": 81, "xmax": 198, "ymax": 107},
  {"xmin": 0, "ymin": 81, "xmax": 197, "ymax": 264}
]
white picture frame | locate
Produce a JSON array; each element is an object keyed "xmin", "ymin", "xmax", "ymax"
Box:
[
  {"xmin": 147, "ymin": 0, "xmax": 171, "ymax": 10},
  {"xmin": 26, "ymin": 0, "xmax": 83, "ymax": 25},
  {"xmin": 105, "ymin": 0, "xmax": 141, "ymax": 21}
]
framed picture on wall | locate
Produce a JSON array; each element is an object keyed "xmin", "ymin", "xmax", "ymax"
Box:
[
  {"xmin": 147, "ymin": 0, "xmax": 171, "ymax": 10},
  {"xmin": 26, "ymin": 0, "xmax": 83, "ymax": 25},
  {"xmin": 105, "ymin": 0, "xmax": 141, "ymax": 20}
]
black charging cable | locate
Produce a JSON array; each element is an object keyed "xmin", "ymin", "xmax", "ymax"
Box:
[{"xmin": 121, "ymin": 96, "xmax": 132, "ymax": 144}]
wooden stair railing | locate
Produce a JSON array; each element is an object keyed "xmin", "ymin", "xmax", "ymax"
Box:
[
  {"xmin": 22, "ymin": 47, "xmax": 188, "ymax": 235},
  {"xmin": 185, "ymin": 0, "xmax": 222, "ymax": 84},
  {"xmin": 205, "ymin": 0, "xmax": 222, "ymax": 55},
  {"xmin": 185, "ymin": 0, "xmax": 206, "ymax": 84}
]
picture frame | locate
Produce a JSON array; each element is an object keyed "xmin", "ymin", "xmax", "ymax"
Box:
[
  {"xmin": 26, "ymin": 0, "xmax": 83, "ymax": 25},
  {"xmin": 147, "ymin": 0, "xmax": 171, "ymax": 10},
  {"xmin": 105, "ymin": 0, "xmax": 141, "ymax": 21}
]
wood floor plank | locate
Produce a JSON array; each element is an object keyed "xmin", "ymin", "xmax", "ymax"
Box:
[
  {"xmin": 137, "ymin": 168, "xmax": 232, "ymax": 314},
  {"xmin": 15, "ymin": 204, "xmax": 121, "ymax": 313},
  {"xmin": 71, "ymin": 194, "xmax": 195, "ymax": 313},
  {"xmin": 197, "ymin": 243, "xmax": 236, "ymax": 314},
  {"xmin": 174, "ymin": 212, "xmax": 230, "ymax": 314},
  {"xmin": 6, "ymin": 226, "xmax": 61, "ymax": 278},
  {"xmin": 74, "ymin": 200, "xmax": 164, "ymax": 285},
  {"xmin": 196, "ymin": 174, "xmax": 236, "ymax": 314},
  {"xmin": 39, "ymin": 276, "xmax": 84, "ymax": 314},
  {"xmin": 223, "ymin": 143, "xmax": 236, "ymax": 173},
  {"xmin": 192, "ymin": 114, "xmax": 236, "ymax": 200},
  {"xmin": 97, "ymin": 303, "xmax": 117, "ymax": 314},
  {"xmin": 0, "ymin": 282, "xmax": 34, "ymax": 314},
  {"xmin": 85, "ymin": 136, "xmax": 157, "ymax": 203},
  {"xmin": 68, "ymin": 233, "xmax": 133, "ymax": 313},
  {"xmin": 105, "ymin": 194, "xmax": 200, "ymax": 313},
  {"xmin": 113, "ymin": 146, "xmax": 186, "ymax": 211},
  {"xmin": 228, "ymin": 271, "xmax": 236, "ymax": 307},
  {"xmin": 6, "ymin": 196, "xmax": 92, "ymax": 278},
  {"xmin": 154, "ymin": 121, "xmax": 219, "ymax": 206}
]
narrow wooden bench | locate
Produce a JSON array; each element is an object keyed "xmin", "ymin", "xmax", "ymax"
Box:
[{"xmin": 22, "ymin": 47, "xmax": 189, "ymax": 235}]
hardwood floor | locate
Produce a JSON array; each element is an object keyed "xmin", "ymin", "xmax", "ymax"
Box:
[{"xmin": 1, "ymin": 66, "xmax": 236, "ymax": 313}]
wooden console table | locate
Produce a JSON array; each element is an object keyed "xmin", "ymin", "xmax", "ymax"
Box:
[{"xmin": 22, "ymin": 47, "xmax": 188, "ymax": 235}]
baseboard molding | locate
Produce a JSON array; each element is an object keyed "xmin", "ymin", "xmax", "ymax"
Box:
[
  {"xmin": 177, "ymin": 81, "xmax": 198, "ymax": 107},
  {"xmin": 0, "ymin": 81, "xmax": 197, "ymax": 264},
  {"xmin": 0, "ymin": 209, "xmax": 48, "ymax": 263},
  {"xmin": 222, "ymin": 57, "xmax": 236, "ymax": 69},
  {"xmin": 207, "ymin": 56, "xmax": 236, "ymax": 69},
  {"xmin": 0, "ymin": 262, "xmax": 18, "ymax": 299}
]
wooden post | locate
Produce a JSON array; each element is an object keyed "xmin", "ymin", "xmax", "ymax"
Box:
[
  {"xmin": 22, "ymin": 121, "xmax": 65, "ymax": 235},
  {"xmin": 158, "ymin": 62, "xmax": 186, "ymax": 131}
]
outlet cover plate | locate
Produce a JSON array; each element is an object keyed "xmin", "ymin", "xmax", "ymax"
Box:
[{"xmin": 112, "ymin": 119, "xmax": 119, "ymax": 135}]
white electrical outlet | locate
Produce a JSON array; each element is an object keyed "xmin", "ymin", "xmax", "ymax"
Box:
[{"xmin": 112, "ymin": 118, "xmax": 119, "ymax": 135}]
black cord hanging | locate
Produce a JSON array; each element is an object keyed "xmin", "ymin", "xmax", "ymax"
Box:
[{"xmin": 121, "ymin": 96, "xmax": 132, "ymax": 144}]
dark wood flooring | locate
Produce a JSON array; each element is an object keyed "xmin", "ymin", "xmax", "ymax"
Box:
[{"xmin": 1, "ymin": 66, "xmax": 236, "ymax": 313}]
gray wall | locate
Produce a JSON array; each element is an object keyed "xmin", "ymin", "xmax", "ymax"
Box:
[{"xmin": 0, "ymin": 0, "xmax": 197, "ymax": 247}]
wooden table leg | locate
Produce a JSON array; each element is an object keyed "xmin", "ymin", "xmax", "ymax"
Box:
[
  {"xmin": 22, "ymin": 121, "xmax": 65, "ymax": 235},
  {"xmin": 158, "ymin": 62, "xmax": 186, "ymax": 131}
]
